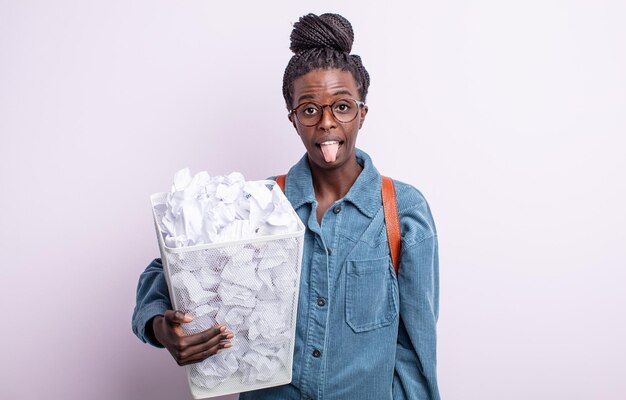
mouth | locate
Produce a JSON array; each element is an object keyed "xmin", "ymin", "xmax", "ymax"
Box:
[
  {"xmin": 315, "ymin": 140, "xmax": 344, "ymax": 163},
  {"xmin": 315, "ymin": 140, "xmax": 344, "ymax": 148}
]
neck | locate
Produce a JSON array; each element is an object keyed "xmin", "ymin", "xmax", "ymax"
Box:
[{"xmin": 308, "ymin": 153, "xmax": 363, "ymax": 202}]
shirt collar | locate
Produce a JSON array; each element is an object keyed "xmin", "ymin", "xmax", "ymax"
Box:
[{"xmin": 285, "ymin": 148, "xmax": 382, "ymax": 218}]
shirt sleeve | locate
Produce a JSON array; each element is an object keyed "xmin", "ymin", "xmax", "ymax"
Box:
[
  {"xmin": 392, "ymin": 183, "xmax": 440, "ymax": 400},
  {"xmin": 131, "ymin": 258, "xmax": 172, "ymax": 348}
]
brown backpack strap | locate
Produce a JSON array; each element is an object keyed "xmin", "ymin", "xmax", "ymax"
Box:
[
  {"xmin": 382, "ymin": 176, "xmax": 401, "ymax": 276},
  {"xmin": 275, "ymin": 175, "xmax": 286, "ymax": 192}
]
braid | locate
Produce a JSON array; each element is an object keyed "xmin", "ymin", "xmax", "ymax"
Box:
[
  {"xmin": 350, "ymin": 54, "xmax": 370, "ymax": 95},
  {"xmin": 282, "ymin": 13, "xmax": 370, "ymax": 109}
]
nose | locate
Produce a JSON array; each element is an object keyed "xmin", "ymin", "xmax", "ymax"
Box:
[{"xmin": 318, "ymin": 105, "xmax": 337, "ymax": 130}]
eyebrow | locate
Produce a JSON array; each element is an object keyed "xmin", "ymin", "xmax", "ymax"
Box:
[
  {"xmin": 332, "ymin": 90, "xmax": 353, "ymax": 97},
  {"xmin": 296, "ymin": 90, "xmax": 354, "ymax": 104}
]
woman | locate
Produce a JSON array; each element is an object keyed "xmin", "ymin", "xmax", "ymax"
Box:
[{"xmin": 132, "ymin": 13, "xmax": 440, "ymax": 400}]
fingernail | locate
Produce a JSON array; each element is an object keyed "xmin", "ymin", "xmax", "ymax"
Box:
[
  {"xmin": 184, "ymin": 313, "xmax": 193, "ymax": 321},
  {"xmin": 219, "ymin": 325, "xmax": 226, "ymax": 332},
  {"xmin": 223, "ymin": 342, "xmax": 232, "ymax": 348},
  {"xmin": 225, "ymin": 333, "xmax": 234, "ymax": 339}
]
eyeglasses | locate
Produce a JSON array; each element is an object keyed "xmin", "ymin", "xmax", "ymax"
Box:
[{"xmin": 289, "ymin": 98, "xmax": 365, "ymax": 127}]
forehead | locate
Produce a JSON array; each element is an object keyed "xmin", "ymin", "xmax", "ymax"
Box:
[{"xmin": 292, "ymin": 69, "xmax": 359, "ymax": 105}]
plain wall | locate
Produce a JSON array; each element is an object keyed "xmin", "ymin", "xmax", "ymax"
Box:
[{"xmin": 1, "ymin": 1, "xmax": 624, "ymax": 399}]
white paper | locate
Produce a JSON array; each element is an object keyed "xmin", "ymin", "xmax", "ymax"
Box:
[
  {"xmin": 171, "ymin": 270, "xmax": 218, "ymax": 305},
  {"xmin": 217, "ymin": 281, "xmax": 257, "ymax": 308},
  {"xmin": 159, "ymin": 169, "xmax": 300, "ymax": 248}
]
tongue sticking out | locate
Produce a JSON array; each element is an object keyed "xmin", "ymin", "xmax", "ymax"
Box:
[{"xmin": 321, "ymin": 142, "xmax": 339, "ymax": 163}]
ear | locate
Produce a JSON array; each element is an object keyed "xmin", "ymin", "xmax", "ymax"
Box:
[
  {"xmin": 358, "ymin": 105, "xmax": 368, "ymax": 129},
  {"xmin": 288, "ymin": 113, "xmax": 298, "ymax": 132}
]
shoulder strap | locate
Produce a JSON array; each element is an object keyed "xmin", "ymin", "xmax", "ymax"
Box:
[
  {"xmin": 275, "ymin": 174, "xmax": 401, "ymax": 274},
  {"xmin": 275, "ymin": 175, "xmax": 286, "ymax": 192},
  {"xmin": 382, "ymin": 176, "xmax": 401, "ymax": 275}
]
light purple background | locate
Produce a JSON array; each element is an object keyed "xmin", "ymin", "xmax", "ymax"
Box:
[{"xmin": 1, "ymin": 1, "xmax": 625, "ymax": 399}]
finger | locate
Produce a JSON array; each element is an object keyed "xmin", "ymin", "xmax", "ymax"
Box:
[
  {"xmin": 164, "ymin": 310, "xmax": 193, "ymax": 325},
  {"xmin": 180, "ymin": 330, "xmax": 232, "ymax": 358},
  {"xmin": 178, "ymin": 342, "xmax": 230, "ymax": 366},
  {"xmin": 179, "ymin": 338, "xmax": 232, "ymax": 363},
  {"xmin": 182, "ymin": 325, "xmax": 228, "ymax": 347}
]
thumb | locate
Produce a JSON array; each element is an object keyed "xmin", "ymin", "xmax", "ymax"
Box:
[{"xmin": 164, "ymin": 310, "xmax": 193, "ymax": 325}]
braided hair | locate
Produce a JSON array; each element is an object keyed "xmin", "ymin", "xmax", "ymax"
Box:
[{"xmin": 282, "ymin": 13, "xmax": 371, "ymax": 109}]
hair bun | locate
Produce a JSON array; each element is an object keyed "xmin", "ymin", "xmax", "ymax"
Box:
[{"xmin": 290, "ymin": 13, "xmax": 354, "ymax": 54}]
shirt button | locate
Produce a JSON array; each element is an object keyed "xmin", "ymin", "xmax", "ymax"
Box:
[
  {"xmin": 333, "ymin": 205, "xmax": 342, "ymax": 214},
  {"xmin": 312, "ymin": 349, "xmax": 321, "ymax": 358},
  {"xmin": 317, "ymin": 297, "xmax": 326, "ymax": 307},
  {"xmin": 327, "ymin": 248, "xmax": 332, "ymax": 256}
]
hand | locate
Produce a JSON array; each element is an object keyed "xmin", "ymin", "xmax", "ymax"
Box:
[{"xmin": 152, "ymin": 310, "xmax": 233, "ymax": 366}]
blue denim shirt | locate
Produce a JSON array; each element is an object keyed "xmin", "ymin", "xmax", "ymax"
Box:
[{"xmin": 132, "ymin": 149, "xmax": 440, "ymax": 400}]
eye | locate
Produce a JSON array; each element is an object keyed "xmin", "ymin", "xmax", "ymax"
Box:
[
  {"xmin": 301, "ymin": 104, "xmax": 319, "ymax": 116},
  {"xmin": 333, "ymin": 100, "xmax": 352, "ymax": 114}
]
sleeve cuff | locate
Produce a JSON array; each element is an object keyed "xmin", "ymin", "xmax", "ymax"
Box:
[{"xmin": 135, "ymin": 301, "xmax": 169, "ymax": 348}]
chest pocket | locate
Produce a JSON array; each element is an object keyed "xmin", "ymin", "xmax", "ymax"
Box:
[{"xmin": 345, "ymin": 255, "xmax": 399, "ymax": 333}]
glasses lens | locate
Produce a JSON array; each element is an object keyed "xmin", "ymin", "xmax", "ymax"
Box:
[
  {"xmin": 296, "ymin": 103, "xmax": 322, "ymax": 126},
  {"xmin": 332, "ymin": 99, "xmax": 359, "ymax": 123}
]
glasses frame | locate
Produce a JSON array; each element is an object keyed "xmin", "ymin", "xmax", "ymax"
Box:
[{"xmin": 289, "ymin": 98, "xmax": 366, "ymax": 127}]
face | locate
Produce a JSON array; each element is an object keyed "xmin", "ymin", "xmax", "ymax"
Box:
[{"xmin": 289, "ymin": 69, "xmax": 368, "ymax": 171}]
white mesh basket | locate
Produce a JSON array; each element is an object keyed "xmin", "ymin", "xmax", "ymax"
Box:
[{"xmin": 150, "ymin": 189, "xmax": 305, "ymax": 399}]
